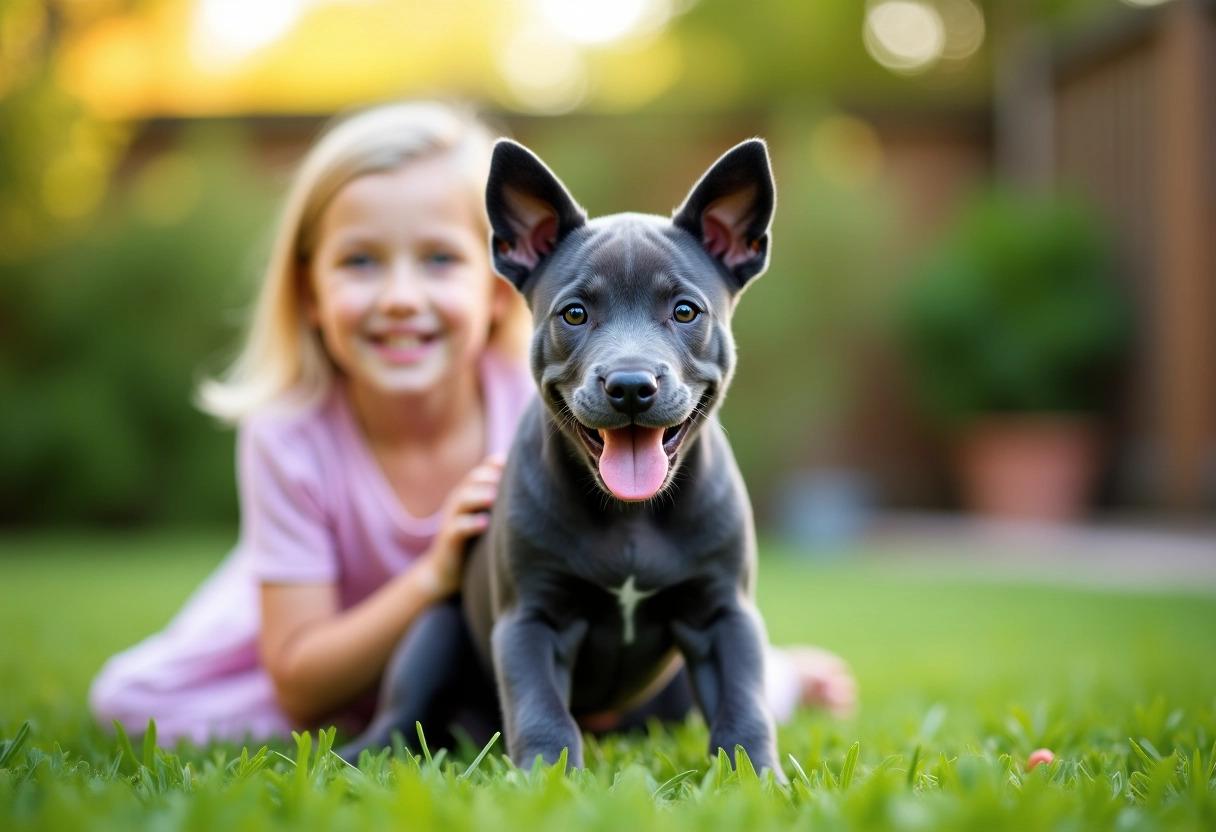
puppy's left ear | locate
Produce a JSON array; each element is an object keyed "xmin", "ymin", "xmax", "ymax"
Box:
[{"xmin": 672, "ymin": 139, "xmax": 775, "ymax": 289}]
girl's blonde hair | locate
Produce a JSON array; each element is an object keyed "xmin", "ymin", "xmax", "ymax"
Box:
[{"xmin": 197, "ymin": 101, "xmax": 531, "ymax": 423}]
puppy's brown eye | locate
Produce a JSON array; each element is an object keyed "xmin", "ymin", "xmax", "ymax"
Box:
[
  {"xmin": 562, "ymin": 305, "xmax": 587, "ymax": 326},
  {"xmin": 673, "ymin": 303, "xmax": 698, "ymax": 323}
]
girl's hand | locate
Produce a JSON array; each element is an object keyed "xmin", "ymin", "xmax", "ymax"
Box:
[{"xmin": 416, "ymin": 454, "xmax": 506, "ymax": 599}]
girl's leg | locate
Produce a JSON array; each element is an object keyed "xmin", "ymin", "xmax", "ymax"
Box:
[{"xmin": 89, "ymin": 638, "xmax": 291, "ymax": 745}]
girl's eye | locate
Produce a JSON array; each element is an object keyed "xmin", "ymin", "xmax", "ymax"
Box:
[
  {"xmin": 340, "ymin": 253, "xmax": 377, "ymax": 269},
  {"xmin": 426, "ymin": 251, "xmax": 456, "ymax": 267},
  {"xmin": 673, "ymin": 302, "xmax": 699, "ymax": 323},
  {"xmin": 562, "ymin": 305, "xmax": 587, "ymax": 326}
]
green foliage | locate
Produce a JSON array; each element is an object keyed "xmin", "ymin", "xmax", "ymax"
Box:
[
  {"xmin": 721, "ymin": 108, "xmax": 900, "ymax": 496},
  {"xmin": 0, "ymin": 127, "xmax": 279, "ymax": 526},
  {"xmin": 896, "ymin": 191, "xmax": 1129, "ymax": 425},
  {"xmin": 3, "ymin": 533, "xmax": 1216, "ymax": 830}
]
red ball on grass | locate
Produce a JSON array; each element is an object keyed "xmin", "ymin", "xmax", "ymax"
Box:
[{"xmin": 1026, "ymin": 748, "xmax": 1055, "ymax": 771}]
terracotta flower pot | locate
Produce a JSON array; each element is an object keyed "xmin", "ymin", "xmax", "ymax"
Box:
[{"xmin": 954, "ymin": 414, "xmax": 1102, "ymax": 523}]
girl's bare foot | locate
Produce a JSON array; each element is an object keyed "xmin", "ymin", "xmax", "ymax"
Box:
[{"xmin": 771, "ymin": 645, "xmax": 857, "ymax": 720}]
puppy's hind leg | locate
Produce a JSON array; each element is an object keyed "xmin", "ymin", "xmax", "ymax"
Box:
[{"xmin": 335, "ymin": 598, "xmax": 471, "ymax": 764}]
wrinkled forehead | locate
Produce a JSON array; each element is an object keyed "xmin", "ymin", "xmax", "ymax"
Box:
[{"xmin": 533, "ymin": 215, "xmax": 729, "ymax": 310}]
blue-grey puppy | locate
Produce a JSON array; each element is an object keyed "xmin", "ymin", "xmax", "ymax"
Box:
[{"xmin": 339, "ymin": 139, "xmax": 780, "ymax": 777}]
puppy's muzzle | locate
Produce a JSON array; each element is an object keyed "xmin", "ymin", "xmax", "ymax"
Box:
[{"xmin": 603, "ymin": 370, "xmax": 658, "ymax": 417}]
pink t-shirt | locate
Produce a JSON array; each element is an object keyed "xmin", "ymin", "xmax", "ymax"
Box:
[{"xmin": 89, "ymin": 350, "xmax": 535, "ymax": 744}]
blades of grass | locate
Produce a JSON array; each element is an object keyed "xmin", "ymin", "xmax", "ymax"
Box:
[
  {"xmin": 935, "ymin": 753, "xmax": 959, "ymax": 791},
  {"xmin": 113, "ymin": 721, "xmax": 140, "ymax": 774},
  {"xmin": 292, "ymin": 731, "xmax": 312, "ymax": 786},
  {"xmin": 715, "ymin": 747, "xmax": 732, "ymax": 789},
  {"xmin": 331, "ymin": 749, "xmax": 362, "ymax": 773},
  {"xmin": 458, "ymin": 732, "xmax": 500, "ymax": 781},
  {"xmin": 1138, "ymin": 738, "xmax": 1162, "ymax": 761},
  {"xmin": 316, "ymin": 726, "xmax": 336, "ymax": 759},
  {"xmin": 1146, "ymin": 751, "xmax": 1180, "ymax": 806},
  {"xmin": 0, "ymin": 720, "xmax": 31, "ymax": 768},
  {"xmin": 415, "ymin": 722, "xmax": 433, "ymax": 768},
  {"xmin": 232, "ymin": 746, "xmax": 272, "ymax": 782},
  {"xmin": 653, "ymin": 749, "xmax": 678, "ymax": 778},
  {"xmin": 1129, "ymin": 738, "xmax": 1157, "ymax": 771},
  {"xmin": 998, "ymin": 754, "xmax": 1023, "ymax": 790},
  {"xmin": 141, "ymin": 719, "xmax": 157, "ymax": 769},
  {"xmin": 906, "ymin": 744, "xmax": 922, "ymax": 786},
  {"xmin": 734, "ymin": 746, "xmax": 757, "ymax": 782},
  {"xmin": 1129, "ymin": 770, "xmax": 1150, "ymax": 802},
  {"xmin": 16, "ymin": 748, "xmax": 47, "ymax": 788},
  {"xmin": 840, "ymin": 741, "xmax": 860, "ymax": 791},
  {"xmin": 820, "ymin": 759, "xmax": 839, "ymax": 791},
  {"xmin": 651, "ymin": 769, "xmax": 698, "ymax": 801},
  {"xmin": 872, "ymin": 754, "xmax": 903, "ymax": 778},
  {"xmin": 787, "ymin": 754, "xmax": 812, "ymax": 787}
]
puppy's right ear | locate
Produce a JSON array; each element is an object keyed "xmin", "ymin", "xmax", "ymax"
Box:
[{"xmin": 486, "ymin": 140, "xmax": 587, "ymax": 290}]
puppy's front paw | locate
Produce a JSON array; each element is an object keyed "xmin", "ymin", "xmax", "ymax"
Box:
[{"xmin": 512, "ymin": 741, "xmax": 582, "ymax": 771}]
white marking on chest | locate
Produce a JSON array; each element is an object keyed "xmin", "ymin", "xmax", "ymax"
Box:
[{"xmin": 607, "ymin": 574, "xmax": 658, "ymax": 645}]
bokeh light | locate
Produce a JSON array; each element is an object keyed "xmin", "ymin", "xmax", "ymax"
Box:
[
  {"xmin": 537, "ymin": 0, "xmax": 672, "ymax": 46},
  {"xmin": 496, "ymin": 21, "xmax": 589, "ymax": 113},
  {"xmin": 190, "ymin": 0, "xmax": 307, "ymax": 70},
  {"xmin": 189, "ymin": 0, "xmax": 374, "ymax": 71},
  {"xmin": 864, "ymin": 0, "xmax": 946, "ymax": 75},
  {"xmin": 938, "ymin": 0, "xmax": 985, "ymax": 63},
  {"xmin": 809, "ymin": 115, "xmax": 884, "ymax": 191}
]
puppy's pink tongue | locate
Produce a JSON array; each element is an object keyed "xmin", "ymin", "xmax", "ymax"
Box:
[{"xmin": 598, "ymin": 426, "xmax": 668, "ymax": 501}]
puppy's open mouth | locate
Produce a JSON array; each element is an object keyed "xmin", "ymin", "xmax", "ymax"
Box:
[
  {"xmin": 574, "ymin": 418, "xmax": 692, "ymax": 502},
  {"xmin": 575, "ymin": 420, "xmax": 690, "ymax": 461}
]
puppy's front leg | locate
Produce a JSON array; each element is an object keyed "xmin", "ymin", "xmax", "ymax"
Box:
[
  {"xmin": 492, "ymin": 608, "xmax": 588, "ymax": 769},
  {"xmin": 672, "ymin": 603, "xmax": 780, "ymax": 777}
]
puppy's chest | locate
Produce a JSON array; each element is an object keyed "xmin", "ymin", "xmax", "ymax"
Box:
[{"xmin": 562, "ymin": 539, "xmax": 704, "ymax": 644}]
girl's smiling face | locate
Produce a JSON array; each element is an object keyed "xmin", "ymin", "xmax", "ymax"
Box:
[{"xmin": 308, "ymin": 152, "xmax": 505, "ymax": 400}]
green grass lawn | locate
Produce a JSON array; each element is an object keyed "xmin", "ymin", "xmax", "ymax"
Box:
[{"xmin": 2, "ymin": 529, "xmax": 1215, "ymax": 831}]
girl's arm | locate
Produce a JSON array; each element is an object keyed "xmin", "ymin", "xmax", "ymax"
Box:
[{"xmin": 259, "ymin": 457, "xmax": 503, "ymax": 725}]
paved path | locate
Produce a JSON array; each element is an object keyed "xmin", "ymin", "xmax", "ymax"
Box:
[{"xmin": 847, "ymin": 512, "xmax": 1216, "ymax": 594}]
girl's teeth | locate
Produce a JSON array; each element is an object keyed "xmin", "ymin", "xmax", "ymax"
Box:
[{"xmin": 383, "ymin": 335, "xmax": 423, "ymax": 350}]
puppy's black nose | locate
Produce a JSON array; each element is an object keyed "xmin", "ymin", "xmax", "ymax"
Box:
[{"xmin": 603, "ymin": 371, "xmax": 658, "ymax": 415}]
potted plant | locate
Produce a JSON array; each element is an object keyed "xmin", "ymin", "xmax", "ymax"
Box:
[{"xmin": 897, "ymin": 191, "xmax": 1129, "ymax": 522}]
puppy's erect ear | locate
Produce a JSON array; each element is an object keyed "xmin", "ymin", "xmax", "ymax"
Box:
[
  {"xmin": 672, "ymin": 139, "xmax": 775, "ymax": 289},
  {"xmin": 485, "ymin": 139, "xmax": 587, "ymax": 290}
]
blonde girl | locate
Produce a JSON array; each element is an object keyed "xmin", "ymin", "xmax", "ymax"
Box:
[{"xmin": 90, "ymin": 101, "xmax": 535, "ymax": 742}]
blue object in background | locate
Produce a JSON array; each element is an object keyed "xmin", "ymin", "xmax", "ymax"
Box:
[{"xmin": 775, "ymin": 468, "xmax": 875, "ymax": 554}]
